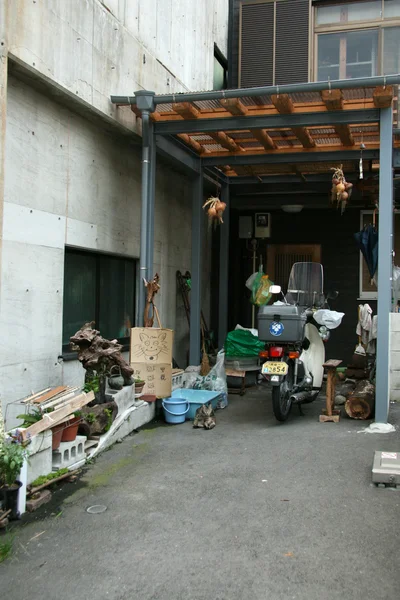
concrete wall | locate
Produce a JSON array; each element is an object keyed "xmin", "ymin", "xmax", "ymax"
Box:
[
  {"xmin": 5, "ymin": 0, "xmax": 228, "ymax": 132},
  {"xmin": 390, "ymin": 313, "xmax": 400, "ymax": 402}
]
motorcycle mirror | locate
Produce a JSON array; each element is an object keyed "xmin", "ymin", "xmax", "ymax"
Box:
[
  {"xmin": 270, "ymin": 285, "xmax": 282, "ymax": 295},
  {"xmin": 326, "ymin": 290, "xmax": 339, "ymax": 301}
]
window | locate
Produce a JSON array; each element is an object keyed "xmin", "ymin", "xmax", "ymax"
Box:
[
  {"xmin": 213, "ymin": 45, "xmax": 228, "ymax": 90},
  {"xmin": 62, "ymin": 249, "xmax": 136, "ymax": 352},
  {"xmin": 315, "ymin": 1, "xmax": 400, "ymax": 80},
  {"xmin": 317, "ymin": 29, "xmax": 378, "ymax": 80},
  {"xmin": 359, "ymin": 211, "xmax": 400, "ymax": 299}
]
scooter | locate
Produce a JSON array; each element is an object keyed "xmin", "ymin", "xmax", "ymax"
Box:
[{"xmin": 257, "ymin": 262, "xmax": 343, "ymax": 422}]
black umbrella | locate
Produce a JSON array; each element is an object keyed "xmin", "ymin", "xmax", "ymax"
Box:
[{"xmin": 354, "ymin": 224, "xmax": 378, "ymax": 280}]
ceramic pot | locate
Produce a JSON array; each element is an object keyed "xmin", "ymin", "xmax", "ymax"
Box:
[
  {"xmin": 52, "ymin": 424, "xmax": 64, "ymax": 450},
  {"xmin": 61, "ymin": 417, "xmax": 80, "ymax": 442}
]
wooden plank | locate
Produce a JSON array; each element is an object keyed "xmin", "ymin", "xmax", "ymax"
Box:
[
  {"xmin": 220, "ymin": 98, "xmax": 248, "ymax": 116},
  {"xmin": 323, "ymin": 359, "xmax": 343, "ymax": 368},
  {"xmin": 373, "ymin": 86, "xmax": 394, "ymax": 109},
  {"xmin": 225, "ymin": 368, "xmax": 246, "ymax": 378},
  {"xmin": 21, "ymin": 391, "xmax": 94, "ymax": 441},
  {"xmin": 319, "ymin": 412, "xmax": 340, "ymax": 423},
  {"xmin": 209, "ymin": 131, "xmax": 240, "ymax": 152},
  {"xmin": 172, "ymin": 102, "xmax": 200, "ymax": 120},
  {"xmin": 33, "ymin": 386, "xmax": 68, "ymax": 404},
  {"xmin": 28, "ymin": 469, "xmax": 79, "ymax": 496},
  {"xmin": 271, "ymin": 94, "xmax": 315, "ymax": 149},
  {"xmin": 40, "ymin": 390, "xmax": 80, "ymax": 411},
  {"xmin": 251, "ymin": 128, "xmax": 276, "ymax": 150},
  {"xmin": 321, "ymin": 91, "xmax": 354, "ymax": 146},
  {"xmin": 22, "ymin": 388, "xmax": 51, "ymax": 404},
  {"xmin": 177, "ymin": 133, "xmax": 208, "ymax": 154}
]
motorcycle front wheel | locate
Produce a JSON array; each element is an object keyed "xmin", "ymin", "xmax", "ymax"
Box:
[{"xmin": 272, "ymin": 360, "xmax": 294, "ymax": 422}]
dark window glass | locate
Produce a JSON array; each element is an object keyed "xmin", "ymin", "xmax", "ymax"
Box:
[
  {"xmin": 317, "ymin": 29, "xmax": 378, "ymax": 81},
  {"xmin": 62, "ymin": 249, "xmax": 136, "ymax": 351}
]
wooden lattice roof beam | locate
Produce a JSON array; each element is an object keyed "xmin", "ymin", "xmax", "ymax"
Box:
[
  {"xmin": 220, "ymin": 98, "xmax": 248, "ymax": 116},
  {"xmin": 173, "ymin": 101, "xmax": 243, "ymax": 152},
  {"xmin": 320, "ymin": 90, "xmax": 354, "ymax": 147},
  {"xmin": 373, "ymin": 86, "xmax": 394, "ymax": 108},
  {"xmin": 271, "ymin": 94, "xmax": 316, "ymax": 149},
  {"xmin": 251, "ymin": 129, "xmax": 277, "ymax": 150},
  {"xmin": 177, "ymin": 134, "xmax": 209, "ymax": 155}
]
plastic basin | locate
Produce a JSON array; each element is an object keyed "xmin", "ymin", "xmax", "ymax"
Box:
[{"xmin": 170, "ymin": 389, "xmax": 221, "ymax": 420}]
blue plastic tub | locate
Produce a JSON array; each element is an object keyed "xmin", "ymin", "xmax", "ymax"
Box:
[
  {"xmin": 170, "ymin": 389, "xmax": 221, "ymax": 420},
  {"xmin": 162, "ymin": 398, "xmax": 190, "ymax": 424}
]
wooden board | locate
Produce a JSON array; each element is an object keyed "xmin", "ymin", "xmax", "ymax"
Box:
[
  {"xmin": 225, "ymin": 368, "xmax": 246, "ymax": 378},
  {"xmin": 323, "ymin": 359, "xmax": 343, "ymax": 369},
  {"xmin": 33, "ymin": 386, "xmax": 68, "ymax": 404},
  {"xmin": 21, "ymin": 391, "xmax": 94, "ymax": 440}
]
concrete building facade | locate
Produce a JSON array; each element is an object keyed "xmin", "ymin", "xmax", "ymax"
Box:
[{"xmin": 0, "ymin": 0, "xmax": 229, "ymax": 428}]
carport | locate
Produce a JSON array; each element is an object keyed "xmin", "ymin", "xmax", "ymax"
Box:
[{"xmin": 111, "ymin": 75, "xmax": 400, "ymax": 424}]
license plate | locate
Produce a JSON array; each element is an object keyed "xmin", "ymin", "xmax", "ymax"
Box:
[{"xmin": 262, "ymin": 361, "xmax": 288, "ymax": 375}]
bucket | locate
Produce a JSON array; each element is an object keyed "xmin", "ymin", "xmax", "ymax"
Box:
[{"xmin": 162, "ymin": 398, "xmax": 190, "ymax": 424}]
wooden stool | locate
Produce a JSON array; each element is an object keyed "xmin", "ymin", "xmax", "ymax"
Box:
[
  {"xmin": 225, "ymin": 368, "xmax": 246, "ymax": 396},
  {"xmin": 320, "ymin": 359, "xmax": 342, "ymax": 423}
]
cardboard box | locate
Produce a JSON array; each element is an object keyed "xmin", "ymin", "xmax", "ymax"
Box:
[{"xmin": 130, "ymin": 327, "xmax": 174, "ymax": 398}]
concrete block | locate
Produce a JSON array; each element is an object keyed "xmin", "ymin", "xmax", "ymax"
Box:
[
  {"xmin": 26, "ymin": 489, "xmax": 52, "ymax": 512},
  {"xmin": 390, "ymin": 389, "xmax": 400, "ymax": 402},
  {"xmin": 391, "ymin": 313, "xmax": 400, "ymax": 332},
  {"xmin": 390, "ymin": 352, "xmax": 400, "ymax": 371},
  {"xmin": 390, "ymin": 372, "xmax": 400, "ymax": 390},
  {"xmin": 107, "ymin": 384, "xmax": 135, "ymax": 414},
  {"xmin": 391, "ymin": 331, "xmax": 400, "ymax": 351},
  {"xmin": 52, "ymin": 436, "xmax": 87, "ymax": 470}
]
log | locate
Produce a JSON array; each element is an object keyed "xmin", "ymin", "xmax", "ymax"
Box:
[{"xmin": 344, "ymin": 380, "xmax": 375, "ymax": 419}]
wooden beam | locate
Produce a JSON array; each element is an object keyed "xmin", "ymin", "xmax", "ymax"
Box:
[
  {"xmin": 373, "ymin": 86, "xmax": 394, "ymax": 108},
  {"xmin": 209, "ymin": 131, "xmax": 241, "ymax": 152},
  {"xmin": 251, "ymin": 129, "xmax": 277, "ymax": 150},
  {"xmin": 271, "ymin": 94, "xmax": 315, "ymax": 149},
  {"xmin": 130, "ymin": 105, "xmax": 161, "ymax": 121},
  {"xmin": 320, "ymin": 90, "xmax": 354, "ymax": 146},
  {"xmin": 220, "ymin": 98, "xmax": 248, "ymax": 116},
  {"xmin": 321, "ymin": 89, "xmax": 343, "ymax": 111},
  {"xmin": 172, "ymin": 102, "xmax": 200, "ymax": 119},
  {"xmin": 177, "ymin": 133, "xmax": 209, "ymax": 154}
]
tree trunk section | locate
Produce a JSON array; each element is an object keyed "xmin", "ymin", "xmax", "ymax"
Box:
[{"xmin": 344, "ymin": 380, "xmax": 375, "ymax": 419}]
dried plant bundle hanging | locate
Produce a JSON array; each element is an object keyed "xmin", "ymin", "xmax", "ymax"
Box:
[
  {"xmin": 203, "ymin": 196, "xmax": 226, "ymax": 226},
  {"xmin": 330, "ymin": 165, "xmax": 353, "ymax": 215}
]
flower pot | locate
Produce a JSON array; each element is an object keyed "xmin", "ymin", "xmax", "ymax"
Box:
[
  {"xmin": 61, "ymin": 417, "xmax": 80, "ymax": 442},
  {"xmin": 52, "ymin": 424, "xmax": 64, "ymax": 450},
  {"xmin": 0, "ymin": 481, "xmax": 22, "ymax": 520},
  {"xmin": 135, "ymin": 382, "xmax": 145, "ymax": 394}
]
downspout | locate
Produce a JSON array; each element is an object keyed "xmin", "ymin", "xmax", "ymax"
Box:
[
  {"xmin": 227, "ymin": 0, "xmax": 234, "ymax": 89},
  {"xmin": 135, "ymin": 91, "xmax": 155, "ymax": 326}
]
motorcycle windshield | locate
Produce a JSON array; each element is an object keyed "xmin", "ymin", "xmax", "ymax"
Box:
[{"xmin": 286, "ymin": 262, "xmax": 324, "ymax": 307}]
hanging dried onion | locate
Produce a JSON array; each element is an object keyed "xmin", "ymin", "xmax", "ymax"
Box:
[
  {"xmin": 203, "ymin": 196, "xmax": 226, "ymax": 225},
  {"xmin": 330, "ymin": 165, "xmax": 352, "ymax": 215}
]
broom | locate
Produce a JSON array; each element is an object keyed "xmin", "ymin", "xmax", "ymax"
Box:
[{"xmin": 200, "ymin": 327, "xmax": 211, "ymax": 376}]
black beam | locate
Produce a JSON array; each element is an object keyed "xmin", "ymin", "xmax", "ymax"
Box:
[
  {"xmin": 227, "ymin": 172, "xmax": 365, "ymax": 185},
  {"xmin": 203, "ymin": 149, "xmax": 379, "ymax": 167},
  {"xmin": 155, "ymin": 135, "xmax": 201, "ymax": 175},
  {"xmin": 154, "ymin": 109, "xmax": 379, "ymax": 135}
]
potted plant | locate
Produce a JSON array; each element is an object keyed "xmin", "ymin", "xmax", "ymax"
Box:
[
  {"xmin": 134, "ymin": 378, "xmax": 146, "ymax": 395},
  {"xmin": 61, "ymin": 411, "xmax": 82, "ymax": 443},
  {"xmin": 0, "ymin": 439, "xmax": 29, "ymax": 520},
  {"xmin": 17, "ymin": 408, "xmax": 62, "ymax": 450}
]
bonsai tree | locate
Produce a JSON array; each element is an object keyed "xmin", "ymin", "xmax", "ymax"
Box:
[
  {"xmin": 70, "ymin": 322, "xmax": 134, "ymax": 403},
  {"xmin": 0, "ymin": 440, "xmax": 29, "ymax": 488}
]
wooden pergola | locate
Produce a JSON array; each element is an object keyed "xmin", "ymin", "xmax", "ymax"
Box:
[{"xmin": 112, "ymin": 75, "xmax": 400, "ymax": 424}]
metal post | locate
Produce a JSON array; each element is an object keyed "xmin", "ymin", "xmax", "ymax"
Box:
[
  {"xmin": 135, "ymin": 91, "xmax": 155, "ymax": 326},
  {"xmin": 218, "ymin": 183, "xmax": 230, "ymax": 348},
  {"xmin": 147, "ymin": 122, "xmax": 156, "ymax": 280},
  {"xmin": 189, "ymin": 172, "xmax": 203, "ymax": 365},
  {"xmin": 375, "ymin": 106, "xmax": 393, "ymax": 423}
]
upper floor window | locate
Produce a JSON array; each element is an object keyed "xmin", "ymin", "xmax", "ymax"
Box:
[
  {"xmin": 314, "ymin": 1, "xmax": 400, "ymax": 80},
  {"xmin": 316, "ymin": 0, "xmax": 400, "ymax": 25}
]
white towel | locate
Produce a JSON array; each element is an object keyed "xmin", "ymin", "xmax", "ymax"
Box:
[{"xmin": 356, "ymin": 304, "xmax": 373, "ymax": 345}]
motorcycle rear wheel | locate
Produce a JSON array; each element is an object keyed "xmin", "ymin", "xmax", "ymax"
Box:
[{"xmin": 272, "ymin": 360, "xmax": 294, "ymax": 422}]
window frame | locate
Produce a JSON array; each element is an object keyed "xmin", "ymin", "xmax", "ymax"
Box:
[
  {"xmin": 62, "ymin": 247, "xmax": 137, "ymax": 357},
  {"xmin": 313, "ymin": 1, "xmax": 400, "ymax": 80}
]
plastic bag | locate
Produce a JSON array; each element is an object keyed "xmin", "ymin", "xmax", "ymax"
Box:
[
  {"xmin": 245, "ymin": 272, "xmax": 258, "ymax": 291},
  {"xmin": 224, "ymin": 329, "xmax": 265, "ymax": 357},
  {"xmin": 313, "ymin": 309, "xmax": 344, "ymax": 330},
  {"xmin": 182, "ymin": 350, "xmax": 228, "ymax": 409},
  {"xmin": 251, "ymin": 273, "xmax": 274, "ymax": 306},
  {"xmin": 235, "ymin": 323, "xmax": 258, "ymax": 337}
]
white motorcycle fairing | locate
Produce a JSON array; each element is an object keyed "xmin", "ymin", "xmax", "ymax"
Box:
[{"xmin": 299, "ymin": 323, "xmax": 325, "ymax": 390}]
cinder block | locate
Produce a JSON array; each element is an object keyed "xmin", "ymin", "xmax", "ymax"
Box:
[
  {"xmin": 391, "ymin": 331, "xmax": 400, "ymax": 351},
  {"xmin": 391, "ymin": 313, "xmax": 400, "ymax": 332},
  {"xmin": 390, "ymin": 389, "xmax": 400, "ymax": 402},
  {"xmin": 390, "ymin": 372, "xmax": 400, "ymax": 390},
  {"xmin": 390, "ymin": 352, "xmax": 400, "ymax": 371},
  {"xmin": 26, "ymin": 489, "xmax": 52, "ymax": 512},
  {"xmin": 52, "ymin": 435, "xmax": 87, "ymax": 470}
]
